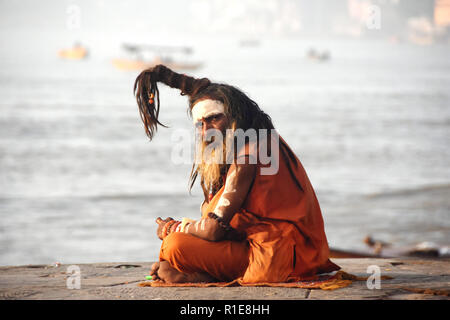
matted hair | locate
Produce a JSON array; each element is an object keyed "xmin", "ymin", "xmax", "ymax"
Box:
[
  {"xmin": 133, "ymin": 65, "xmax": 276, "ymax": 201},
  {"xmin": 134, "ymin": 64, "xmax": 210, "ymax": 140}
]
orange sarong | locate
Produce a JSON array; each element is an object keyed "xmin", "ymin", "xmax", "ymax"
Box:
[{"xmin": 160, "ymin": 135, "xmax": 340, "ymax": 283}]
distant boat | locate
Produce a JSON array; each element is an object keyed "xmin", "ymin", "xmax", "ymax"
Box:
[
  {"xmin": 112, "ymin": 44, "xmax": 203, "ymax": 71},
  {"xmin": 111, "ymin": 57, "xmax": 203, "ymax": 71},
  {"xmin": 306, "ymin": 48, "xmax": 330, "ymax": 62},
  {"xmin": 407, "ymin": 17, "xmax": 435, "ymax": 45},
  {"xmin": 239, "ymin": 39, "xmax": 261, "ymax": 47},
  {"xmin": 58, "ymin": 43, "xmax": 88, "ymax": 60}
]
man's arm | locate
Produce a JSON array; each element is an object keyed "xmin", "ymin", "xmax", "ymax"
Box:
[{"xmin": 169, "ymin": 160, "xmax": 256, "ymax": 241}]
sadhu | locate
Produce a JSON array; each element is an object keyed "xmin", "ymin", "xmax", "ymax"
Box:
[{"xmin": 134, "ymin": 64, "xmax": 340, "ymax": 283}]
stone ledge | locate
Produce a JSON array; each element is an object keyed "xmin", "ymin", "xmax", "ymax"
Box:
[{"xmin": 0, "ymin": 258, "xmax": 448, "ymax": 300}]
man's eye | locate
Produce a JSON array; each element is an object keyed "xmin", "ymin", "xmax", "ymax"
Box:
[{"xmin": 195, "ymin": 122, "xmax": 202, "ymax": 128}]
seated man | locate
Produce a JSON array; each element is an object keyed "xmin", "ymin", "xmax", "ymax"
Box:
[{"xmin": 134, "ymin": 65, "xmax": 340, "ymax": 283}]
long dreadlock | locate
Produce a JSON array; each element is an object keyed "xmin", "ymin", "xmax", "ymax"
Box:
[
  {"xmin": 134, "ymin": 64, "xmax": 210, "ymax": 140},
  {"xmin": 133, "ymin": 64, "xmax": 279, "ymax": 201}
]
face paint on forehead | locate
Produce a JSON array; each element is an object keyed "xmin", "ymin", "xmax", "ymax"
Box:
[{"xmin": 191, "ymin": 99, "xmax": 225, "ymax": 124}]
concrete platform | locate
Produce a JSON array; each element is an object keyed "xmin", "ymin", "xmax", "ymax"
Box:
[{"xmin": 0, "ymin": 258, "xmax": 448, "ymax": 300}]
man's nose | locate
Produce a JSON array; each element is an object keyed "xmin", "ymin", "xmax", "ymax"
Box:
[{"xmin": 202, "ymin": 122, "xmax": 212, "ymax": 137}]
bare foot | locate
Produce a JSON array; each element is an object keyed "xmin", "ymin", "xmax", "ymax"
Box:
[
  {"xmin": 156, "ymin": 261, "xmax": 216, "ymax": 283},
  {"xmin": 150, "ymin": 262, "xmax": 161, "ymax": 280}
]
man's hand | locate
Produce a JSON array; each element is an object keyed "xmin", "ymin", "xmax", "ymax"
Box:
[{"xmin": 156, "ymin": 217, "xmax": 174, "ymax": 240}]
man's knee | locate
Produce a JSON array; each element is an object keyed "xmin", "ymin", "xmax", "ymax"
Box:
[{"xmin": 160, "ymin": 232, "xmax": 190, "ymax": 262}]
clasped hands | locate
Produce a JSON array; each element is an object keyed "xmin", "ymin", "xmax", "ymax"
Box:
[{"xmin": 155, "ymin": 217, "xmax": 177, "ymax": 240}]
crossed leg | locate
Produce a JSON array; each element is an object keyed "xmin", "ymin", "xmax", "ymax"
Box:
[
  {"xmin": 150, "ymin": 232, "xmax": 249, "ymax": 283},
  {"xmin": 150, "ymin": 261, "xmax": 216, "ymax": 283}
]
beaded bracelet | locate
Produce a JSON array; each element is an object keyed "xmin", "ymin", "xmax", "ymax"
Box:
[
  {"xmin": 162, "ymin": 220, "xmax": 176, "ymax": 239},
  {"xmin": 207, "ymin": 212, "xmax": 246, "ymax": 241},
  {"xmin": 207, "ymin": 212, "xmax": 234, "ymax": 232}
]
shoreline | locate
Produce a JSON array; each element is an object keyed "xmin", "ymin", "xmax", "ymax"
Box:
[{"xmin": 0, "ymin": 258, "xmax": 448, "ymax": 300}]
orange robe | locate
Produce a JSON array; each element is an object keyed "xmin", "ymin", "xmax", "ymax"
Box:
[{"xmin": 160, "ymin": 135, "xmax": 339, "ymax": 283}]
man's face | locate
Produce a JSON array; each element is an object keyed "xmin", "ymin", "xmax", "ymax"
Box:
[
  {"xmin": 195, "ymin": 113, "xmax": 229, "ymax": 144},
  {"xmin": 194, "ymin": 112, "xmax": 230, "ymax": 190}
]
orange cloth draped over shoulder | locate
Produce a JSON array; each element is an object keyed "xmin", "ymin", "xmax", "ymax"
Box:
[
  {"xmin": 160, "ymin": 134, "xmax": 340, "ymax": 283},
  {"xmin": 201, "ymin": 135, "xmax": 340, "ymax": 283}
]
